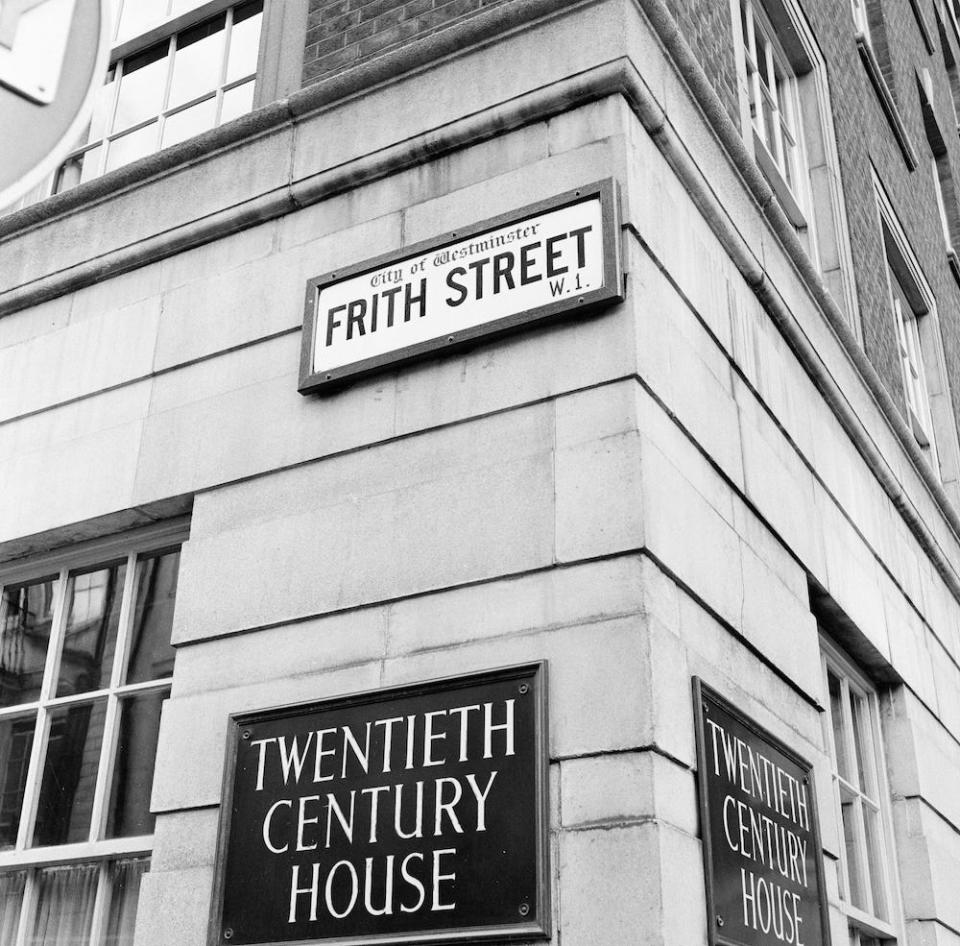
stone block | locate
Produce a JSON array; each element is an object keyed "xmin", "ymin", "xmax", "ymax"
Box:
[
  {"xmin": 172, "ymin": 607, "xmax": 389, "ymax": 690},
  {"xmin": 558, "ymin": 823, "xmax": 659, "ymax": 946},
  {"xmin": 160, "ymin": 219, "xmax": 279, "ymax": 292},
  {"xmin": 885, "ymin": 591, "xmax": 938, "ymax": 713},
  {"xmin": 400, "ymin": 141, "xmax": 629, "ymax": 249},
  {"xmin": 152, "ymin": 662, "xmax": 384, "ymax": 811},
  {"xmin": 0, "ymin": 404, "xmax": 147, "ymax": 544},
  {"xmin": 136, "ymin": 337, "xmax": 399, "ymax": 505},
  {"xmin": 631, "ymin": 248, "xmax": 744, "ymax": 491},
  {"xmin": 739, "ymin": 540, "xmax": 822, "ymax": 700},
  {"xmin": 640, "ymin": 439, "xmax": 743, "ymax": 631},
  {"xmin": 546, "ymin": 88, "xmax": 633, "ymax": 160},
  {"xmin": 554, "ymin": 426, "xmax": 643, "ymax": 562},
  {"xmin": 385, "ymin": 555, "xmax": 644, "ymax": 657},
  {"xmin": 380, "ymin": 615, "xmax": 648, "ymax": 760},
  {"xmin": 151, "ymin": 808, "xmax": 221, "ymax": 871},
  {"xmin": 69, "ymin": 264, "xmax": 163, "ymax": 325},
  {"xmin": 133, "ymin": 866, "xmax": 213, "ymax": 946},
  {"xmin": 0, "ymin": 297, "xmax": 159, "ymax": 422},
  {"xmin": 560, "ymin": 750, "xmax": 697, "ymax": 836},
  {"xmin": 170, "ymin": 404, "xmax": 555, "ymax": 641},
  {"xmin": 389, "ymin": 301, "xmax": 635, "ymax": 435},
  {"xmin": 0, "ymin": 294, "xmax": 72, "ymax": 349}
]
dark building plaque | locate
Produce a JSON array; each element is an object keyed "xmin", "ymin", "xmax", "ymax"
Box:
[
  {"xmin": 211, "ymin": 663, "xmax": 550, "ymax": 946},
  {"xmin": 693, "ymin": 679, "xmax": 831, "ymax": 946}
]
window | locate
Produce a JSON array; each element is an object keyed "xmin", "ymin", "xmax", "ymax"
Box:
[
  {"xmin": 53, "ymin": 0, "xmax": 263, "ymax": 195},
  {"xmin": 821, "ymin": 640, "xmax": 901, "ymax": 941},
  {"xmin": 873, "ymin": 174, "xmax": 960, "ymax": 495},
  {"xmin": 731, "ymin": 0, "xmax": 862, "ymax": 332},
  {"xmin": 738, "ymin": 0, "xmax": 806, "ymax": 221},
  {"xmin": 0, "ymin": 524, "xmax": 184, "ymax": 946}
]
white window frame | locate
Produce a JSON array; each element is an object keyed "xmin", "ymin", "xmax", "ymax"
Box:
[
  {"xmin": 0, "ymin": 518, "xmax": 187, "ymax": 946},
  {"xmin": 739, "ymin": 0, "xmax": 809, "ymax": 226},
  {"xmin": 54, "ymin": 0, "xmax": 265, "ymax": 195},
  {"xmin": 873, "ymin": 170, "xmax": 960, "ymax": 502},
  {"xmin": 820, "ymin": 637, "xmax": 903, "ymax": 942},
  {"xmin": 730, "ymin": 0, "xmax": 862, "ymax": 336}
]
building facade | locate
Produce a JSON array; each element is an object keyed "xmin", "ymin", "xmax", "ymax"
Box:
[{"xmin": 1, "ymin": 0, "xmax": 960, "ymax": 944}]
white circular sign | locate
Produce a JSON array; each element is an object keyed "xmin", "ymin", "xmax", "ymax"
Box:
[{"xmin": 0, "ymin": 0, "xmax": 110, "ymax": 208}]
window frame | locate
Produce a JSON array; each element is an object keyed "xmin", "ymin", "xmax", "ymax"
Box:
[
  {"xmin": 0, "ymin": 518, "xmax": 188, "ymax": 946},
  {"xmin": 873, "ymin": 170, "xmax": 960, "ymax": 500},
  {"xmin": 820, "ymin": 637, "xmax": 903, "ymax": 942},
  {"xmin": 53, "ymin": 0, "xmax": 265, "ymax": 195},
  {"xmin": 730, "ymin": 0, "xmax": 863, "ymax": 338}
]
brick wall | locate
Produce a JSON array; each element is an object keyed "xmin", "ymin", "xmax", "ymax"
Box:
[{"xmin": 303, "ymin": 0, "xmax": 516, "ymax": 86}]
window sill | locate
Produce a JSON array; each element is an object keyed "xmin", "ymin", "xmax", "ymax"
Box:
[
  {"xmin": 752, "ymin": 129, "xmax": 807, "ymax": 229},
  {"xmin": 842, "ymin": 903, "xmax": 900, "ymax": 942},
  {"xmin": 856, "ymin": 33, "xmax": 918, "ymax": 171}
]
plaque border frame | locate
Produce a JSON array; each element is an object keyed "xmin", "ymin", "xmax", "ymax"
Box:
[
  {"xmin": 692, "ymin": 676, "xmax": 833, "ymax": 946},
  {"xmin": 297, "ymin": 178, "xmax": 623, "ymax": 394},
  {"xmin": 209, "ymin": 661, "xmax": 551, "ymax": 946}
]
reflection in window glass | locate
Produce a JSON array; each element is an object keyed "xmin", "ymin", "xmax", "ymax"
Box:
[
  {"xmin": 54, "ymin": 146, "xmax": 104, "ymax": 193},
  {"xmin": 0, "ymin": 870, "xmax": 27, "ymax": 942},
  {"xmin": 58, "ymin": 563, "xmax": 126, "ymax": 698},
  {"xmin": 168, "ymin": 15, "xmax": 226, "ymax": 110},
  {"xmin": 107, "ymin": 691, "xmax": 167, "ymax": 838},
  {"xmin": 34, "ymin": 701, "xmax": 107, "ymax": 847},
  {"xmin": 162, "ymin": 97, "xmax": 217, "ymax": 148},
  {"xmin": 115, "ymin": 0, "xmax": 162, "ymax": 43},
  {"xmin": 1, "ymin": 578, "xmax": 56, "ymax": 708},
  {"xmin": 105, "ymin": 858, "xmax": 150, "ymax": 946},
  {"xmin": 126, "ymin": 551, "xmax": 179, "ymax": 685},
  {"xmin": 29, "ymin": 863, "xmax": 99, "ymax": 946},
  {"xmin": 0, "ymin": 716, "xmax": 36, "ymax": 849},
  {"xmin": 220, "ymin": 80, "xmax": 255, "ymax": 125},
  {"xmin": 113, "ymin": 43, "xmax": 167, "ymax": 132},
  {"xmin": 226, "ymin": 1, "xmax": 263, "ymax": 83}
]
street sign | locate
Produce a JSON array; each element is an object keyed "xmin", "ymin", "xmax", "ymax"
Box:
[
  {"xmin": 298, "ymin": 180, "xmax": 623, "ymax": 393},
  {"xmin": 211, "ymin": 663, "xmax": 551, "ymax": 946},
  {"xmin": 0, "ymin": 0, "xmax": 110, "ymax": 208},
  {"xmin": 693, "ymin": 679, "xmax": 831, "ymax": 946}
]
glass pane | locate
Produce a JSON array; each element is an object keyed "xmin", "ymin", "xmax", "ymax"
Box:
[
  {"xmin": 29, "ymin": 863, "xmax": 99, "ymax": 946},
  {"xmin": 106, "ymin": 690, "xmax": 167, "ymax": 838},
  {"xmin": 89, "ymin": 70, "xmax": 117, "ymax": 143},
  {"xmin": 33, "ymin": 701, "xmax": 107, "ymax": 847},
  {"xmin": 0, "ymin": 716, "xmax": 36, "ymax": 849},
  {"xmin": 126, "ymin": 551, "xmax": 179, "ymax": 685},
  {"xmin": 161, "ymin": 97, "xmax": 217, "ymax": 148},
  {"xmin": 827, "ymin": 670, "xmax": 851, "ymax": 781},
  {"xmin": 113, "ymin": 43, "xmax": 168, "ymax": 132},
  {"xmin": 219, "ymin": 80, "xmax": 254, "ymax": 125},
  {"xmin": 168, "ymin": 15, "xmax": 226, "ymax": 110},
  {"xmin": 225, "ymin": 2, "xmax": 263, "ymax": 84},
  {"xmin": 863, "ymin": 805, "xmax": 888, "ymax": 920},
  {"xmin": 840, "ymin": 786, "xmax": 867, "ymax": 910},
  {"xmin": 105, "ymin": 123, "xmax": 160, "ymax": 173},
  {"xmin": 57, "ymin": 563, "xmax": 126, "ymax": 698},
  {"xmin": 105, "ymin": 858, "xmax": 149, "ymax": 946},
  {"xmin": 1, "ymin": 577, "xmax": 56, "ymax": 708},
  {"xmin": 850, "ymin": 690, "xmax": 875, "ymax": 798},
  {"xmin": 0, "ymin": 871, "xmax": 27, "ymax": 943}
]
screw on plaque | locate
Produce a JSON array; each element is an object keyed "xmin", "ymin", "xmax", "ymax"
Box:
[
  {"xmin": 224, "ymin": 929, "xmax": 234, "ymax": 940},
  {"xmin": 242, "ymin": 730, "xmax": 251, "ymax": 740},
  {"xmin": 716, "ymin": 915, "xmax": 724, "ymax": 927},
  {"xmin": 519, "ymin": 903, "xmax": 530, "ymax": 917},
  {"xmin": 519, "ymin": 683, "xmax": 529, "ymax": 695}
]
